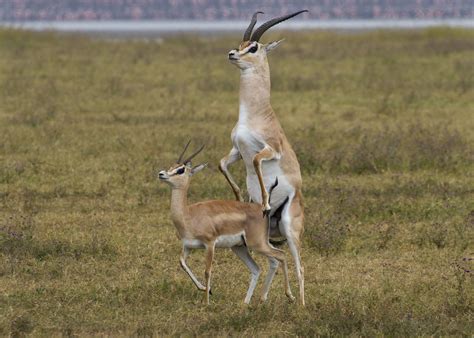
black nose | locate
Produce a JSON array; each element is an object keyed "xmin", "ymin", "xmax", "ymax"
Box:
[
  {"xmin": 159, "ymin": 172, "xmax": 165, "ymax": 178},
  {"xmin": 228, "ymin": 51, "xmax": 236, "ymax": 59}
]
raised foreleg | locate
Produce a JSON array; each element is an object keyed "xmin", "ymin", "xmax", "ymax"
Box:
[
  {"xmin": 219, "ymin": 147, "xmax": 244, "ymax": 201},
  {"xmin": 252, "ymin": 146, "xmax": 279, "ymax": 214}
]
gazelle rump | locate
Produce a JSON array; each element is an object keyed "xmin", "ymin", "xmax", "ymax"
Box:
[
  {"xmin": 158, "ymin": 142, "xmax": 294, "ymax": 305},
  {"xmin": 220, "ymin": 11, "xmax": 307, "ymax": 305}
]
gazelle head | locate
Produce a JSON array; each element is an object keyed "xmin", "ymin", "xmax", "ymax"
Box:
[
  {"xmin": 158, "ymin": 141, "xmax": 207, "ymax": 189},
  {"xmin": 228, "ymin": 10, "xmax": 308, "ymax": 70}
]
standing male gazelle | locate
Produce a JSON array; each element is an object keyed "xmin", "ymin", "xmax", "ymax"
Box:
[
  {"xmin": 219, "ymin": 11, "xmax": 307, "ymax": 305},
  {"xmin": 158, "ymin": 141, "xmax": 295, "ymax": 305}
]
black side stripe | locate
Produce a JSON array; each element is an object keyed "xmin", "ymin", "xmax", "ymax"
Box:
[{"xmin": 241, "ymin": 235, "xmax": 247, "ymax": 247}]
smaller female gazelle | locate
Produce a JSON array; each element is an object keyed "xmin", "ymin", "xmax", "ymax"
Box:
[{"xmin": 158, "ymin": 141, "xmax": 294, "ymax": 305}]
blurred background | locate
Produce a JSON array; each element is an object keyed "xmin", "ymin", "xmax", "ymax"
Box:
[{"xmin": 1, "ymin": 0, "xmax": 473, "ymax": 32}]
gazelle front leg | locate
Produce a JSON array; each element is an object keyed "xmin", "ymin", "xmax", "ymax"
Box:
[
  {"xmin": 219, "ymin": 147, "xmax": 244, "ymax": 202},
  {"xmin": 253, "ymin": 146, "xmax": 278, "ymax": 214},
  {"xmin": 179, "ymin": 246, "xmax": 206, "ymax": 292},
  {"xmin": 204, "ymin": 241, "xmax": 216, "ymax": 305}
]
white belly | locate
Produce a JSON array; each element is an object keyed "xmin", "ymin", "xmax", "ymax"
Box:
[
  {"xmin": 215, "ymin": 233, "xmax": 244, "ymax": 248},
  {"xmin": 182, "ymin": 234, "xmax": 244, "ymax": 249},
  {"xmin": 232, "ymin": 123, "xmax": 294, "ymax": 208},
  {"xmin": 247, "ymin": 170, "xmax": 293, "ymax": 208}
]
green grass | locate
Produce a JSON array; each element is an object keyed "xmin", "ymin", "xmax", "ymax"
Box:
[{"xmin": 0, "ymin": 27, "xmax": 473, "ymax": 336}]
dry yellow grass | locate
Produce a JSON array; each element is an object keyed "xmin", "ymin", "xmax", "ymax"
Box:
[{"xmin": 0, "ymin": 28, "xmax": 473, "ymax": 336}]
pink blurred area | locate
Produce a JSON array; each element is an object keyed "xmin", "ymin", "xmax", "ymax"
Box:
[{"xmin": 0, "ymin": 0, "xmax": 472, "ymax": 21}]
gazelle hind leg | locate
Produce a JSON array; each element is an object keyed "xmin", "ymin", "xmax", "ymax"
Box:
[
  {"xmin": 280, "ymin": 197, "xmax": 305, "ymax": 306},
  {"xmin": 231, "ymin": 246, "xmax": 261, "ymax": 304},
  {"xmin": 286, "ymin": 234, "xmax": 304, "ymax": 306},
  {"xmin": 258, "ymin": 246, "xmax": 294, "ymax": 302},
  {"xmin": 273, "ymin": 247, "xmax": 295, "ymax": 302},
  {"xmin": 260, "ymin": 257, "xmax": 279, "ymax": 302}
]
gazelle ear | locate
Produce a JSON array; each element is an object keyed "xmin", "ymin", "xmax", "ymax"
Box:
[
  {"xmin": 190, "ymin": 163, "xmax": 208, "ymax": 176},
  {"xmin": 264, "ymin": 39, "xmax": 284, "ymax": 53}
]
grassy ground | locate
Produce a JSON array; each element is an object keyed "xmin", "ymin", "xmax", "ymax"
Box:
[{"xmin": 0, "ymin": 28, "xmax": 473, "ymax": 336}]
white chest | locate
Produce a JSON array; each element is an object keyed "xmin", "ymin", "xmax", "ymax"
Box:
[
  {"xmin": 232, "ymin": 123, "xmax": 265, "ymax": 166},
  {"xmin": 232, "ymin": 105, "xmax": 266, "ymax": 163}
]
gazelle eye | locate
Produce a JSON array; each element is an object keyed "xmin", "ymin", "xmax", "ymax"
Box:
[
  {"xmin": 176, "ymin": 167, "xmax": 185, "ymax": 175},
  {"xmin": 249, "ymin": 45, "xmax": 258, "ymax": 53}
]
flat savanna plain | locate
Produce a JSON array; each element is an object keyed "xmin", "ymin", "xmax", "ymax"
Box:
[{"xmin": 0, "ymin": 28, "xmax": 473, "ymax": 336}]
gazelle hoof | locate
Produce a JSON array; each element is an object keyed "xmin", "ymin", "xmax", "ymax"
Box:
[
  {"xmin": 262, "ymin": 206, "xmax": 271, "ymax": 218},
  {"xmin": 200, "ymin": 287, "xmax": 212, "ymax": 295}
]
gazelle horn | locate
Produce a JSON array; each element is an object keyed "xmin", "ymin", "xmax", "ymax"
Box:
[
  {"xmin": 243, "ymin": 11, "xmax": 264, "ymax": 41},
  {"xmin": 177, "ymin": 140, "xmax": 191, "ymax": 164},
  {"xmin": 251, "ymin": 10, "xmax": 308, "ymax": 42},
  {"xmin": 182, "ymin": 143, "xmax": 205, "ymax": 165}
]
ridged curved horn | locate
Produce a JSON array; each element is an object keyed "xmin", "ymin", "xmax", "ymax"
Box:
[
  {"xmin": 251, "ymin": 10, "xmax": 308, "ymax": 42},
  {"xmin": 182, "ymin": 144, "xmax": 205, "ymax": 165},
  {"xmin": 243, "ymin": 11, "xmax": 263, "ymax": 41},
  {"xmin": 177, "ymin": 140, "xmax": 191, "ymax": 164}
]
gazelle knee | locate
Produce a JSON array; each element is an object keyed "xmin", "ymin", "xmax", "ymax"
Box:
[
  {"xmin": 267, "ymin": 257, "xmax": 279, "ymax": 272},
  {"xmin": 269, "ymin": 258, "xmax": 279, "ymax": 270},
  {"xmin": 219, "ymin": 158, "xmax": 226, "ymax": 171}
]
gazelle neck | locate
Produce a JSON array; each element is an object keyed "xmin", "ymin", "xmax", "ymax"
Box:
[
  {"xmin": 170, "ymin": 186, "xmax": 189, "ymax": 236},
  {"xmin": 239, "ymin": 62, "xmax": 271, "ymax": 120}
]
